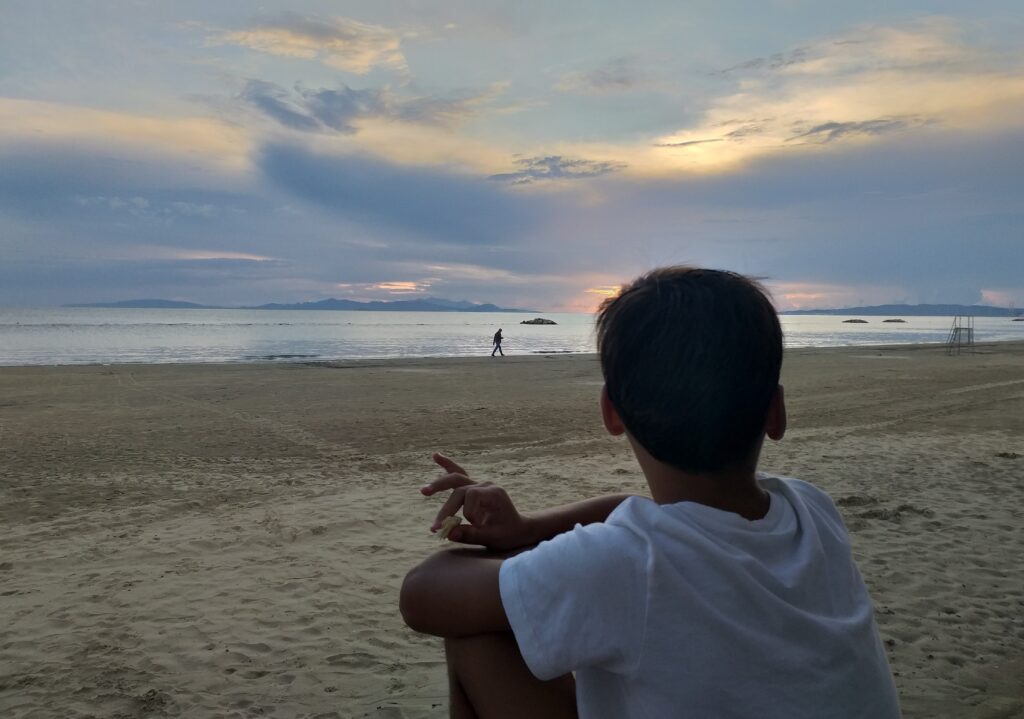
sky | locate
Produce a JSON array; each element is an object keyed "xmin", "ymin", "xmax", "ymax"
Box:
[{"xmin": 1, "ymin": 1, "xmax": 1022, "ymax": 311}]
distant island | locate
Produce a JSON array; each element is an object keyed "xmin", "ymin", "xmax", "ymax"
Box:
[
  {"xmin": 64, "ymin": 297, "xmax": 534, "ymax": 312},
  {"xmin": 250, "ymin": 298, "xmax": 532, "ymax": 312},
  {"xmin": 783, "ymin": 303, "xmax": 1020, "ymax": 318},
  {"xmin": 64, "ymin": 299, "xmax": 212, "ymax": 309}
]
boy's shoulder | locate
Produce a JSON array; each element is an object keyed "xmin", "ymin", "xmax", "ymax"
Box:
[
  {"xmin": 600, "ymin": 474, "xmax": 849, "ymax": 543},
  {"xmin": 759, "ymin": 473, "xmax": 847, "ymax": 524},
  {"xmin": 760, "ymin": 472, "xmax": 837, "ymax": 505}
]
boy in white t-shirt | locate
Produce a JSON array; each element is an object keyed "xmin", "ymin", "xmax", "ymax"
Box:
[{"xmin": 400, "ymin": 267, "xmax": 900, "ymax": 718}]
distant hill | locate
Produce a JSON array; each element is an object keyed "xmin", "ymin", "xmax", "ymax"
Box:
[
  {"xmin": 249, "ymin": 297, "xmax": 531, "ymax": 312},
  {"xmin": 783, "ymin": 303, "xmax": 1020, "ymax": 318},
  {"xmin": 64, "ymin": 299, "xmax": 213, "ymax": 309},
  {"xmin": 65, "ymin": 297, "xmax": 533, "ymax": 312}
]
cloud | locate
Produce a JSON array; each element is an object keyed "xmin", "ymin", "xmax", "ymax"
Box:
[
  {"xmin": 146, "ymin": 248, "xmax": 275, "ymax": 262},
  {"xmin": 557, "ymin": 57, "xmax": 642, "ymax": 94},
  {"xmin": 0, "ymin": 142, "xmax": 251, "ymax": 222},
  {"xmin": 304, "ymin": 85, "xmax": 390, "ymax": 132},
  {"xmin": 0, "ymin": 98, "xmax": 250, "ymax": 172},
  {"xmin": 980, "ymin": 288, "xmax": 1024, "ymax": 308},
  {"xmin": 240, "ymin": 79, "xmax": 383, "ymax": 133},
  {"xmin": 395, "ymin": 83, "xmax": 510, "ymax": 127},
  {"xmin": 646, "ymin": 18, "xmax": 1024, "ymax": 172},
  {"xmin": 225, "ymin": 19, "xmax": 1024, "ymax": 185},
  {"xmin": 257, "ymin": 142, "xmax": 548, "ymax": 244},
  {"xmin": 465, "ymin": 20, "xmax": 1024, "ymax": 182},
  {"xmin": 789, "ymin": 118, "xmax": 915, "ymax": 143},
  {"xmin": 578, "ymin": 123, "xmax": 1024, "ymax": 306},
  {"xmin": 239, "ymin": 79, "xmax": 503, "ymax": 134},
  {"xmin": 653, "ymin": 139, "xmax": 723, "ymax": 148},
  {"xmin": 394, "ymin": 3, "xmax": 533, "ymax": 41},
  {"xmin": 422, "ymin": 263, "xmax": 532, "ymax": 283},
  {"xmin": 585, "ymin": 285, "xmax": 620, "ymax": 298},
  {"xmin": 717, "ymin": 19, "xmax": 971, "ymax": 78},
  {"xmin": 240, "ymin": 80, "xmax": 325, "ymax": 132},
  {"xmin": 488, "ymin": 155, "xmax": 626, "ymax": 184},
  {"xmin": 717, "ymin": 48, "xmax": 810, "ymax": 75},
  {"xmin": 767, "ymin": 281, "xmax": 908, "ymax": 311},
  {"xmin": 0, "ymin": 133, "xmax": 581, "ymax": 308},
  {"xmin": 334, "ymin": 279, "xmax": 435, "ymax": 297},
  {"xmin": 214, "ymin": 13, "xmax": 406, "ymax": 74},
  {"xmin": 0, "ymin": 253, "xmax": 285, "ymax": 294},
  {"xmin": 2, "ymin": 120, "xmax": 1021, "ymax": 312},
  {"xmin": 73, "ymin": 195, "xmax": 219, "ymax": 220}
]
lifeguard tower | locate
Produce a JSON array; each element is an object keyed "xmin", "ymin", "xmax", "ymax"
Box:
[{"xmin": 945, "ymin": 315, "xmax": 974, "ymax": 355}]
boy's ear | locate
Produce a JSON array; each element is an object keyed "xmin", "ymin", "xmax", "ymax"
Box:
[
  {"xmin": 600, "ymin": 385, "xmax": 626, "ymax": 436},
  {"xmin": 765, "ymin": 384, "xmax": 787, "ymax": 441}
]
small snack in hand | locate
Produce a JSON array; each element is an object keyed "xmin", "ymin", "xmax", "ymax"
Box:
[{"xmin": 438, "ymin": 515, "xmax": 462, "ymax": 541}]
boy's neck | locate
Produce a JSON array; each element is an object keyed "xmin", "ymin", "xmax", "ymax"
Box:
[{"xmin": 629, "ymin": 438, "xmax": 770, "ymax": 520}]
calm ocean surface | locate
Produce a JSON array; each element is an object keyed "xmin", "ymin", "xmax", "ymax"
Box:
[{"xmin": 1, "ymin": 308, "xmax": 1022, "ymax": 366}]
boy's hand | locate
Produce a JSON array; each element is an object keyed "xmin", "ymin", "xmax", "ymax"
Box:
[{"xmin": 422, "ymin": 453, "xmax": 534, "ymax": 550}]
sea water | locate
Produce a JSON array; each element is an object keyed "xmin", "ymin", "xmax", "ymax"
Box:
[{"xmin": 0, "ymin": 308, "xmax": 1022, "ymax": 366}]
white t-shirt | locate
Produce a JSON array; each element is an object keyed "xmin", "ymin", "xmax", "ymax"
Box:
[{"xmin": 499, "ymin": 475, "xmax": 900, "ymax": 718}]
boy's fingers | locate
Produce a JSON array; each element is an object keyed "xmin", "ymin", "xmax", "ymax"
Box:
[
  {"xmin": 446, "ymin": 524, "xmax": 484, "ymax": 545},
  {"xmin": 432, "ymin": 486, "xmax": 468, "ymax": 531},
  {"xmin": 432, "ymin": 452, "xmax": 468, "ymax": 477},
  {"xmin": 421, "ymin": 472, "xmax": 474, "ymax": 496},
  {"xmin": 461, "ymin": 486, "xmax": 496, "ymax": 526}
]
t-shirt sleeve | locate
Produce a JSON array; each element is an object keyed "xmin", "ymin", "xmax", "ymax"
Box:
[{"xmin": 498, "ymin": 513, "xmax": 649, "ymax": 681}]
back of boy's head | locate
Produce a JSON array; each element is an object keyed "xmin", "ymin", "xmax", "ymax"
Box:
[{"xmin": 596, "ymin": 266, "xmax": 783, "ymax": 475}]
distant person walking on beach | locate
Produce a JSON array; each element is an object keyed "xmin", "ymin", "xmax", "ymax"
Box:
[{"xmin": 491, "ymin": 328, "xmax": 504, "ymax": 357}]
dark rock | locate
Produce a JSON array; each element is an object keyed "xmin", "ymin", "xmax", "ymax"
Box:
[{"xmin": 520, "ymin": 317, "xmax": 557, "ymax": 325}]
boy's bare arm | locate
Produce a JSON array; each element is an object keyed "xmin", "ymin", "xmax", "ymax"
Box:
[
  {"xmin": 425, "ymin": 453, "xmax": 633, "ymax": 549},
  {"xmin": 518, "ymin": 494, "xmax": 634, "ymax": 544}
]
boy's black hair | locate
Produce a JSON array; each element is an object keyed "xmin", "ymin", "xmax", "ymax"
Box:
[{"xmin": 596, "ymin": 267, "xmax": 783, "ymax": 474}]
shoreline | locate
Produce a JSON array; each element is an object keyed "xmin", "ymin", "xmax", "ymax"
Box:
[
  {"xmin": 2, "ymin": 343, "xmax": 1023, "ymax": 717},
  {"xmin": 2, "ymin": 338, "xmax": 1023, "ymax": 371},
  {"xmin": 3, "ymin": 310, "xmax": 1023, "ymax": 369}
]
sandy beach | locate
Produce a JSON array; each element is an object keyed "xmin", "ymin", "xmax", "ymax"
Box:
[{"xmin": 1, "ymin": 343, "xmax": 1023, "ymax": 718}]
